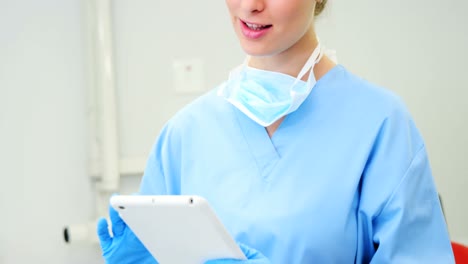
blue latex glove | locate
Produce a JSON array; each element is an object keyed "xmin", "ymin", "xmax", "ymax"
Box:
[
  {"xmin": 97, "ymin": 204, "xmax": 158, "ymax": 264},
  {"xmin": 204, "ymin": 243, "xmax": 270, "ymax": 264}
]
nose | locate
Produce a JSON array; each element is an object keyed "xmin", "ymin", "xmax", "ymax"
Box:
[{"xmin": 240, "ymin": 0, "xmax": 265, "ymax": 14}]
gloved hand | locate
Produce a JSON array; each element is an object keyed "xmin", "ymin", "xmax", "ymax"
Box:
[
  {"xmin": 97, "ymin": 204, "xmax": 158, "ymax": 264},
  {"xmin": 204, "ymin": 243, "xmax": 270, "ymax": 264}
]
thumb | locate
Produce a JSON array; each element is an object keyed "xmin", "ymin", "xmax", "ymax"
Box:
[
  {"xmin": 238, "ymin": 243, "xmax": 267, "ymax": 261},
  {"xmin": 109, "ymin": 204, "xmax": 126, "ymax": 236},
  {"xmin": 97, "ymin": 217, "xmax": 112, "ymax": 250}
]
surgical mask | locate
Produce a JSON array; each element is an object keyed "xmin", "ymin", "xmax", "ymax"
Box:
[{"xmin": 218, "ymin": 43, "xmax": 324, "ymax": 127}]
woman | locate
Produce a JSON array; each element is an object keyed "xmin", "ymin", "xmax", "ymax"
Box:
[{"xmin": 97, "ymin": 0, "xmax": 454, "ymax": 262}]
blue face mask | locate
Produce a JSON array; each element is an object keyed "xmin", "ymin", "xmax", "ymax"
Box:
[{"xmin": 218, "ymin": 43, "xmax": 323, "ymax": 127}]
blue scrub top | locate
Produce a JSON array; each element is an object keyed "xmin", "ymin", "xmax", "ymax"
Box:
[{"xmin": 139, "ymin": 65, "xmax": 454, "ymax": 263}]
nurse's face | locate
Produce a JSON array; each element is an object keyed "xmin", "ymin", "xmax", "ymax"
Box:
[{"xmin": 225, "ymin": 0, "xmax": 318, "ymax": 57}]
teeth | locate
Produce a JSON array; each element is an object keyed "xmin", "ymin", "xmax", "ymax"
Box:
[{"xmin": 245, "ymin": 22, "xmax": 266, "ymax": 30}]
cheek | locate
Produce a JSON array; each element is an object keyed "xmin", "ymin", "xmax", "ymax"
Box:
[
  {"xmin": 275, "ymin": 2, "xmax": 314, "ymax": 34},
  {"xmin": 225, "ymin": 0, "xmax": 237, "ymax": 14},
  {"xmin": 275, "ymin": 13, "xmax": 305, "ymax": 35},
  {"xmin": 224, "ymin": 0, "xmax": 237, "ymax": 27},
  {"xmin": 273, "ymin": 2, "xmax": 304, "ymax": 27}
]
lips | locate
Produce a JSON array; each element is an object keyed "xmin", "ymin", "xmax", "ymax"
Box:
[
  {"xmin": 244, "ymin": 21, "xmax": 272, "ymax": 30},
  {"xmin": 239, "ymin": 19, "xmax": 272, "ymax": 39}
]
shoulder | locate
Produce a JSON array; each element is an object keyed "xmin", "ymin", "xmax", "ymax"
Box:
[
  {"xmin": 343, "ymin": 65, "xmax": 424, "ymax": 146},
  {"xmin": 315, "ymin": 65, "xmax": 426, "ymax": 171},
  {"xmin": 143, "ymin": 83, "xmax": 231, "ymax": 184},
  {"xmin": 311, "ymin": 65, "xmax": 417, "ymax": 142},
  {"xmin": 326, "ymin": 65, "xmax": 409, "ymax": 119},
  {"xmin": 319, "ymin": 65, "xmax": 421, "ymax": 148}
]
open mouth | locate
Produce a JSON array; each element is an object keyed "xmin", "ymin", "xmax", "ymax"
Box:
[
  {"xmin": 242, "ymin": 21, "xmax": 272, "ymax": 31},
  {"xmin": 239, "ymin": 19, "xmax": 273, "ymax": 39}
]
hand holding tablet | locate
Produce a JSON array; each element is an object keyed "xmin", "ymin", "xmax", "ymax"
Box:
[
  {"xmin": 97, "ymin": 203, "xmax": 157, "ymax": 264},
  {"xmin": 107, "ymin": 195, "xmax": 247, "ymax": 264}
]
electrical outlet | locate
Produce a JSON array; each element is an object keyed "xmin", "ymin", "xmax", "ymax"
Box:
[{"xmin": 173, "ymin": 58, "xmax": 205, "ymax": 94}]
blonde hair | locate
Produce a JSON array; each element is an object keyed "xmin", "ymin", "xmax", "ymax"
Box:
[{"xmin": 315, "ymin": 0, "xmax": 327, "ymax": 16}]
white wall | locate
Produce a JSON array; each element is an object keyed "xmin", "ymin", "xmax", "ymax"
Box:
[
  {"xmin": 0, "ymin": 0, "xmax": 466, "ymax": 263},
  {"xmin": 0, "ymin": 0, "xmax": 101, "ymax": 263},
  {"xmin": 112, "ymin": 0, "xmax": 243, "ymax": 160}
]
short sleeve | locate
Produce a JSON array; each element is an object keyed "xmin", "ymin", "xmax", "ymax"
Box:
[{"xmin": 369, "ymin": 145, "xmax": 454, "ymax": 263}]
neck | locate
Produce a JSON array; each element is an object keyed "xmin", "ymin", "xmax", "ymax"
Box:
[{"xmin": 247, "ymin": 29, "xmax": 319, "ymax": 78}]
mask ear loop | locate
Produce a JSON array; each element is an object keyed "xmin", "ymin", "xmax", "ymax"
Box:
[
  {"xmin": 293, "ymin": 47, "xmax": 324, "ymax": 97},
  {"xmin": 243, "ymin": 56, "xmax": 251, "ymax": 66},
  {"xmin": 239, "ymin": 45, "xmax": 323, "ymax": 89},
  {"xmin": 306, "ymin": 46, "xmax": 325, "ymax": 85},
  {"xmin": 291, "ymin": 42, "xmax": 322, "ymax": 88}
]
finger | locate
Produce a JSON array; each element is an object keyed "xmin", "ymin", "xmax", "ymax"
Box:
[
  {"xmin": 238, "ymin": 243, "xmax": 265, "ymax": 260},
  {"xmin": 109, "ymin": 204, "xmax": 126, "ymax": 236},
  {"xmin": 97, "ymin": 217, "xmax": 112, "ymax": 250},
  {"xmin": 238, "ymin": 243, "xmax": 251, "ymax": 256}
]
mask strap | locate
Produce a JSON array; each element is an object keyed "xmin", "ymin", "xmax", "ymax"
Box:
[
  {"xmin": 292, "ymin": 42, "xmax": 323, "ymax": 86},
  {"xmin": 243, "ymin": 56, "xmax": 250, "ymax": 67},
  {"xmin": 305, "ymin": 46, "xmax": 325, "ymax": 81},
  {"xmin": 242, "ymin": 42, "xmax": 322, "ymax": 83},
  {"xmin": 297, "ymin": 43, "xmax": 321, "ymax": 79}
]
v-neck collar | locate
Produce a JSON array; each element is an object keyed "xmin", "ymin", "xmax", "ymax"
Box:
[
  {"xmin": 233, "ymin": 108, "xmax": 280, "ymax": 181},
  {"xmin": 226, "ymin": 65, "xmax": 344, "ymax": 181}
]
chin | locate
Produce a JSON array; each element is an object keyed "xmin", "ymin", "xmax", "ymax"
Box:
[
  {"xmin": 235, "ymin": 28, "xmax": 278, "ymax": 56},
  {"xmin": 240, "ymin": 43, "xmax": 276, "ymax": 57},
  {"xmin": 238, "ymin": 38, "xmax": 286, "ymax": 57}
]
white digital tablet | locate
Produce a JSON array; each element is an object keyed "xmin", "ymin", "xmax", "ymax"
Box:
[{"xmin": 110, "ymin": 195, "xmax": 246, "ymax": 264}]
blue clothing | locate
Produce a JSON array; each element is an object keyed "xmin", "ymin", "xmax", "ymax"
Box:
[{"xmin": 139, "ymin": 65, "xmax": 454, "ymax": 263}]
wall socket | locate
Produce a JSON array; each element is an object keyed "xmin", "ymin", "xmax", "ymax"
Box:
[{"xmin": 172, "ymin": 58, "xmax": 205, "ymax": 94}]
